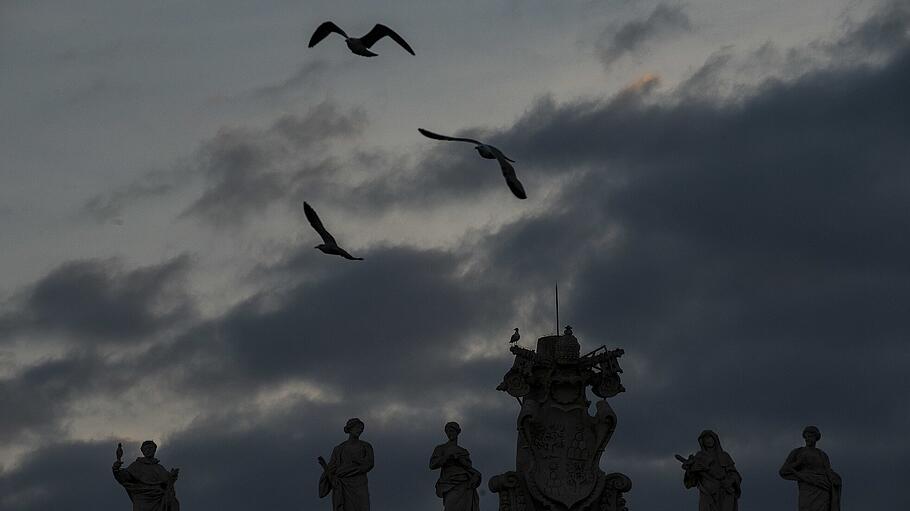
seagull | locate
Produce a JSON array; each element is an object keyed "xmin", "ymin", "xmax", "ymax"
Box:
[
  {"xmin": 510, "ymin": 328, "xmax": 521, "ymax": 344},
  {"xmin": 308, "ymin": 22, "xmax": 415, "ymax": 57},
  {"xmin": 418, "ymin": 128, "xmax": 527, "ymax": 199},
  {"xmin": 303, "ymin": 202, "xmax": 364, "ymax": 261}
]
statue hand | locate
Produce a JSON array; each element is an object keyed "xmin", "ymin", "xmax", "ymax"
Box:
[
  {"xmin": 112, "ymin": 460, "xmax": 123, "ymax": 470},
  {"xmin": 318, "ymin": 456, "xmax": 328, "ymax": 468}
]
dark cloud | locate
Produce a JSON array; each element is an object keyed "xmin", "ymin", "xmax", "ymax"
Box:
[
  {"xmin": 0, "ymin": 354, "xmax": 109, "ymax": 444},
  {"xmin": 0, "ymin": 255, "xmax": 194, "ymax": 344},
  {"xmin": 82, "ymin": 101, "xmax": 365, "ymax": 226},
  {"xmin": 596, "ymin": 4, "xmax": 693, "ymax": 70},
  {"xmin": 181, "ymin": 101, "xmax": 367, "ymax": 227},
  {"xmin": 82, "ymin": 169, "xmax": 181, "ymax": 224},
  {"xmin": 239, "ymin": 60, "xmax": 331, "ymax": 103}
]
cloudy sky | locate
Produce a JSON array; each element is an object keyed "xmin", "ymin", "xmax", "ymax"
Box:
[{"xmin": 1, "ymin": 0, "xmax": 909, "ymax": 509}]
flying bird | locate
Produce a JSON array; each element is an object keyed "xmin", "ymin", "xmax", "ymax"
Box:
[
  {"xmin": 303, "ymin": 202, "xmax": 363, "ymax": 261},
  {"xmin": 418, "ymin": 128, "xmax": 527, "ymax": 199},
  {"xmin": 510, "ymin": 328, "xmax": 521, "ymax": 344},
  {"xmin": 308, "ymin": 22, "xmax": 415, "ymax": 57}
]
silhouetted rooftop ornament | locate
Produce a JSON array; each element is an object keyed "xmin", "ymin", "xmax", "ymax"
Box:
[
  {"xmin": 319, "ymin": 418, "xmax": 374, "ymax": 511},
  {"xmin": 779, "ymin": 426, "xmax": 841, "ymax": 511},
  {"xmin": 303, "ymin": 202, "xmax": 364, "ymax": 261},
  {"xmin": 676, "ymin": 430, "xmax": 741, "ymax": 511},
  {"xmin": 510, "ymin": 328, "xmax": 521, "ymax": 344},
  {"xmin": 112, "ymin": 440, "xmax": 180, "ymax": 511},
  {"xmin": 429, "ymin": 422, "xmax": 482, "ymax": 511},
  {"xmin": 417, "ymin": 128, "xmax": 527, "ymax": 199},
  {"xmin": 308, "ymin": 22, "xmax": 415, "ymax": 57},
  {"xmin": 492, "ymin": 327, "xmax": 631, "ymax": 511}
]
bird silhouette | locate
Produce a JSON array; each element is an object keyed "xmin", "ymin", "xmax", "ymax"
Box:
[
  {"xmin": 116, "ymin": 443, "xmax": 123, "ymax": 462},
  {"xmin": 303, "ymin": 202, "xmax": 364, "ymax": 261},
  {"xmin": 418, "ymin": 128, "xmax": 527, "ymax": 199},
  {"xmin": 510, "ymin": 328, "xmax": 521, "ymax": 344},
  {"xmin": 308, "ymin": 22, "xmax": 415, "ymax": 57}
]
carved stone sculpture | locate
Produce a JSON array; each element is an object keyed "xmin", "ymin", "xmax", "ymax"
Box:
[
  {"xmin": 112, "ymin": 440, "xmax": 180, "ymax": 511},
  {"xmin": 490, "ymin": 327, "xmax": 631, "ymax": 511},
  {"xmin": 319, "ymin": 418, "xmax": 375, "ymax": 511},
  {"xmin": 779, "ymin": 426, "xmax": 841, "ymax": 511},
  {"xmin": 676, "ymin": 430, "xmax": 742, "ymax": 511},
  {"xmin": 430, "ymin": 422, "xmax": 482, "ymax": 511}
]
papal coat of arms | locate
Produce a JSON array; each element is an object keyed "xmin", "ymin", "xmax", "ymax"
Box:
[{"xmin": 490, "ymin": 327, "xmax": 631, "ymax": 511}]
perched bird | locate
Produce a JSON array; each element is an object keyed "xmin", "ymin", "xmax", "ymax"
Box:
[
  {"xmin": 418, "ymin": 128, "xmax": 527, "ymax": 199},
  {"xmin": 116, "ymin": 443, "xmax": 123, "ymax": 462},
  {"xmin": 303, "ymin": 202, "xmax": 364, "ymax": 261},
  {"xmin": 308, "ymin": 22, "xmax": 415, "ymax": 57},
  {"xmin": 510, "ymin": 328, "xmax": 521, "ymax": 344}
]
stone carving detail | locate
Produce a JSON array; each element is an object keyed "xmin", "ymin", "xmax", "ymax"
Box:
[{"xmin": 492, "ymin": 327, "xmax": 631, "ymax": 511}]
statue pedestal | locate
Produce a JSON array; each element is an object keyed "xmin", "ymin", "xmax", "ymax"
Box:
[{"xmin": 491, "ymin": 331, "xmax": 632, "ymax": 511}]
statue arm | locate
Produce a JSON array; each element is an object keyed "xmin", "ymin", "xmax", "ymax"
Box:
[
  {"xmin": 357, "ymin": 442, "xmax": 375, "ymax": 474},
  {"xmin": 112, "ymin": 465, "xmax": 132, "ymax": 486},
  {"xmin": 778, "ymin": 449, "xmax": 801, "ymax": 481},
  {"xmin": 822, "ymin": 452, "xmax": 842, "ymax": 486},
  {"xmin": 429, "ymin": 446, "xmax": 445, "ymax": 470}
]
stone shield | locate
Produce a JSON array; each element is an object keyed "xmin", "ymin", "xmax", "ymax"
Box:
[{"xmin": 520, "ymin": 404, "xmax": 604, "ymax": 510}]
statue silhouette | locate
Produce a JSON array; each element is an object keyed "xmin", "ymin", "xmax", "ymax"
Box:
[
  {"xmin": 779, "ymin": 426, "xmax": 841, "ymax": 511},
  {"xmin": 112, "ymin": 440, "xmax": 180, "ymax": 511},
  {"xmin": 676, "ymin": 430, "xmax": 741, "ymax": 511},
  {"xmin": 429, "ymin": 422, "xmax": 482, "ymax": 511},
  {"xmin": 319, "ymin": 418, "xmax": 375, "ymax": 511}
]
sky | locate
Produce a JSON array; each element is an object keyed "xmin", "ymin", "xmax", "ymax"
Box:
[{"xmin": 1, "ymin": 0, "xmax": 909, "ymax": 509}]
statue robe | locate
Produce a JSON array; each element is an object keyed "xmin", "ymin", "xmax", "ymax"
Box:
[
  {"xmin": 429, "ymin": 442, "xmax": 481, "ymax": 511},
  {"xmin": 683, "ymin": 432, "xmax": 741, "ymax": 511},
  {"xmin": 779, "ymin": 447, "xmax": 841, "ymax": 511},
  {"xmin": 319, "ymin": 439, "xmax": 374, "ymax": 511},
  {"xmin": 113, "ymin": 457, "xmax": 179, "ymax": 511}
]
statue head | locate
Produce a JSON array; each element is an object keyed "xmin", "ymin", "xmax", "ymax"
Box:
[
  {"xmin": 445, "ymin": 421, "xmax": 461, "ymax": 441},
  {"xmin": 698, "ymin": 430, "xmax": 721, "ymax": 451},
  {"xmin": 802, "ymin": 425, "xmax": 821, "ymax": 446},
  {"xmin": 344, "ymin": 418, "xmax": 365, "ymax": 438},
  {"xmin": 140, "ymin": 440, "xmax": 157, "ymax": 459}
]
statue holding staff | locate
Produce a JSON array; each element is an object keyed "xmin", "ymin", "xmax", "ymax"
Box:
[
  {"xmin": 779, "ymin": 426, "xmax": 841, "ymax": 511},
  {"xmin": 429, "ymin": 422, "xmax": 482, "ymax": 511},
  {"xmin": 319, "ymin": 418, "xmax": 375, "ymax": 511},
  {"xmin": 676, "ymin": 430, "xmax": 741, "ymax": 511},
  {"xmin": 112, "ymin": 440, "xmax": 180, "ymax": 511}
]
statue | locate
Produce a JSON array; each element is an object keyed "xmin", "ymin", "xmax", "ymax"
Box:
[
  {"xmin": 675, "ymin": 430, "xmax": 742, "ymax": 511},
  {"xmin": 429, "ymin": 422, "xmax": 482, "ymax": 511},
  {"xmin": 779, "ymin": 426, "xmax": 841, "ymax": 511},
  {"xmin": 490, "ymin": 327, "xmax": 631, "ymax": 511},
  {"xmin": 319, "ymin": 418, "xmax": 375, "ymax": 511},
  {"xmin": 112, "ymin": 440, "xmax": 180, "ymax": 511}
]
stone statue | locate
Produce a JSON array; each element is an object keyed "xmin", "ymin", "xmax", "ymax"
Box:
[
  {"xmin": 676, "ymin": 430, "xmax": 741, "ymax": 511},
  {"xmin": 779, "ymin": 426, "xmax": 841, "ymax": 511},
  {"xmin": 112, "ymin": 440, "xmax": 180, "ymax": 511},
  {"xmin": 429, "ymin": 422, "xmax": 482, "ymax": 511},
  {"xmin": 319, "ymin": 418, "xmax": 375, "ymax": 511},
  {"xmin": 490, "ymin": 327, "xmax": 631, "ymax": 511}
]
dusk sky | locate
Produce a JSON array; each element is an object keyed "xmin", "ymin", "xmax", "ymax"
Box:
[{"xmin": 2, "ymin": 0, "xmax": 909, "ymax": 509}]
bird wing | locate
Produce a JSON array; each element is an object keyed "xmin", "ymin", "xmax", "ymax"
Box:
[
  {"xmin": 360, "ymin": 24, "xmax": 415, "ymax": 55},
  {"xmin": 338, "ymin": 248, "xmax": 364, "ymax": 261},
  {"xmin": 498, "ymin": 158, "xmax": 528, "ymax": 199},
  {"xmin": 309, "ymin": 21, "xmax": 348, "ymax": 47},
  {"xmin": 303, "ymin": 202, "xmax": 338, "ymax": 245},
  {"xmin": 488, "ymin": 145, "xmax": 516, "ymax": 163},
  {"xmin": 418, "ymin": 128, "xmax": 482, "ymax": 145}
]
